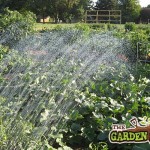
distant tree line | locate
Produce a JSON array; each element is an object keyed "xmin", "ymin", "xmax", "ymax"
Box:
[
  {"xmin": 0, "ymin": 0, "xmax": 93, "ymax": 23},
  {"xmin": 0, "ymin": 0, "xmax": 149, "ymax": 23},
  {"xmin": 140, "ymin": 7, "xmax": 150, "ymax": 23},
  {"xmin": 95, "ymin": 0, "xmax": 150, "ymax": 23}
]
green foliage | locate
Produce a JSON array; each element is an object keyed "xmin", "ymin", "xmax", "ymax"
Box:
[
  {"xmin": 61, "ymin": 65, "xmax": 150, "ymax": 149},
  {"xmin": 107, "ymin": 23, "xmax": 117, "ymax": 30},
  {"xmin": 0, "ymin": 0, "xmax": 29, "ymax": 11},
  {"xmin": 0, "ymin": 25, "xmax": 150, "ymax": 150},
  {"xmin": 114, "ymin": 24, "xmax": 150, "ymax": 58},
  {"xmin": 0, "ymin": 0, "xmax": 143, "ymax": 24},
  {"xmin": 88, "ymin": 23, "xmax": 107, "ymax": 31},
  {"xmin": 61, "ymin": 0, "xmax": 80, "ymax": 23},
  {"xmin": 125, "ymin": 30, "xmax": 149, "ymax": 56},
  {"xmin": 0, "ymin": 45, "xmax": 9, "ymax": 61},
  {"xmin": 75, "ymin": 23, "xmax": 122, "ymax": 32},
  {"xmin": 0, "ymin": 8, "xmax": 36, "ymax": 30},
  {"xmin": 0, "ymin": 50, "xmax": 62, "ymax": 149},
  {"xmin": 136, "ymin": 63, "xmax": 150, "ymax": 79},
  {"xmin": 95, "ymin": 0, "xmax": 141, "ymax": 23},
  {"xmin": 95, "ymin": 0, "xmax": 118, "ymax": 10},
  {"xmin": 140, "ymin": 8, "xmax": 150, "ymax": 23},
  {"xmin": 0, "ymin": 48, "xmax": 85, "ymax": 149},
  {"xmin": 119, "ymin": 0, "xmax": 141, "ymax": 23},
  {"xmin": 125, "ymin": 22, "xmax": 136, "ymax": 31},
  {"xmin": 0, "ymin": 8, "xmax": 36, "ymax": 47},
  {"xmin": 89, "ymin": 142, "xmax": 109, "ymax": 150},
  {"xmin": 75, "ymin": 23, "xmax": 90, "ymax": 32}
]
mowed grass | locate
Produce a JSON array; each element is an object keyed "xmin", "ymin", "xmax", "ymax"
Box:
[
  {"xmin": 34, "ymin": 23, "xmax": 76, "ymax": 30},
  {"xmin": 34, "ymin": 22, "xmax": 149, "ymax": 31},
  {"xmin": 34, "ymin": 23, "xmax": 125, "ymax": 31}
]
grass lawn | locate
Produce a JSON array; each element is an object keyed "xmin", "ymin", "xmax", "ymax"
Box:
[
  {"xmin": 34, "ymin": 22, "xmax": 149, "ymax": 32},
  {"xmin": 34, "ymin": 23, "xmax": 76, "ymax": 30},
  {"xmin": 34, "ymin": 23, "xmax": 125, "ymax": 31}
]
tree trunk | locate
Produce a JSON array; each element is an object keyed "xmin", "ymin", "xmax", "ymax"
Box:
[{"xmin": 54, "ymin": 13, "xmax": 59, "ymax": 24}]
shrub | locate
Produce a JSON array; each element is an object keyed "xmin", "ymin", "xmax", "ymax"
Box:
[
  {"xmin": 107, "ymin": 23, "xmax": 115, "ymax": 30},
  {"xmin": 125, "ymin": 30, "xmax": 149, "ymax": 57},
  {"xmin": 0, "ymin": 8, "xmax": 36, "ymax": 31},
  {"xmin": 0, "ymin": 8, "xmax": 36, "ymax": 47},
  {"xmin": 88, "ymin": 23, "xmax": 107, "ymax": 31},
  {"xmin": 125, "ymin": 22, "xmax": 136, "ymax": 31},
  {"xmin": 75, "ymin": 23, "xmax": 90, "ymax": 32}
]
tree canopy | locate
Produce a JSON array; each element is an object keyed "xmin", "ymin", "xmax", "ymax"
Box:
[
  {"xmin": 0, "ymin": 0, "xmax": 148, "ymax": 23},
  {"xmin": 119, "ymin": 0, "xmax": 141, "ymax": 23},
  {"xmin": 0, "ymin": 0, "xmax": 92, "ymax": 23},
  {"xmin": 95, "ymin": 0, "xmax": 141, "ymax": 23},
  {"xmin": 147, "ymin": 4, "xmax": 150, "ymax": 8},
  {"xmin": 95, "ymin": 0, "xmax": 118, "ymax": 10},
  {"xmin": 140, "ymin": 8, "xmax": 150, "ymax": 23}
]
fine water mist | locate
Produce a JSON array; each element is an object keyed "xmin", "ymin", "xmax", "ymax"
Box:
[{"xmin": 0, "ymin": 28, "xmax": 135, "ymax": 149}]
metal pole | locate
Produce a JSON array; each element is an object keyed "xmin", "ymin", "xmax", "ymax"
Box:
[
  {"xmin": 120, "ymin": 11, "xmax": 121, "ymax": 24},
  {"xmin": 136, "ymin": 42, "xmax": 139, "ymax": 72},
  {"xmin": 96, "ymin": 10, "xmax": 98, "ymax": 23},
  {"xmin": 109, "ymin": 10, "xmax": 110, "ymax": 23}
]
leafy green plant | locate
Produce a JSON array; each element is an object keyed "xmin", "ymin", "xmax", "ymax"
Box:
[
  {"xmin": 61, "ymin": 65, "xmax": 150, "ymax": 150},
  {"xmin": 88, "ymin": 23, "xmax": 107, "ymax": 31},
  {"xmin": 0, "ymin": 8, "xmax": 36, "ymax": 30},
  {"xmin": 0, "ymin": 45, "xmax": 9, "ymax": 61},
  {"xmin": 75, "ymin": 23, "xmax": 90, "ymax": 32},
  {"xmin": 0, "ymin": 25, "xmax": 150, "ymax": 150},
  {"xmin": 0, "ymin": 8, "xmax": 36, "ymax": 47},
  {"xmin": 125, "ymin": 22, "xmax": 136, "ymax": 31}
]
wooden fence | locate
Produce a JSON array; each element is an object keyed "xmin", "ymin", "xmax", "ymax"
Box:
[{"xmin": 85, "ymin": 10, "xmax": 121, "ymax": 24}]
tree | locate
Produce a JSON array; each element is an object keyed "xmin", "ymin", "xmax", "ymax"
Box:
[
  {"xmin": 69, "ymin": 0, "xmax": 92, "ymax": 22},
  {"xmin": 140, "ymin": 8, "xmax": 150, "ymax": 23},
  {"xmin": 0, "ymin": 0, "xmax": 42, "ymax": 23},
  {"xmin": 95, "ymin": 0, "xmax": 118, "ymax": 10},
  {"xmin": 46, "ymin": 0, "xmax": 63, "ymax": 23},
  {"xmin": 61, "ymin": 0, "xmax": 93, "ymax": 23},
  {"xmin": 28, "ymin": 0, "xmax": 51, "ymax": 23},
  {"xmin": 38, "ymin": 0, "xmax": 78, "ymax": 23},
  {"xmin": 0, "ymin": 0, "xmax": 52, "ymax": 23},
  {"xmin": 0, "ymin": 0, "xmax": 30, "ymax": 11},
  {"xmin": 51, "ymin": 0, "xmax": 93, "ymax": 23},
  {"xmin": 147, "ymin": 4, "xmax": 150, "ymax": 8},
  {"xmin": 119, "ymin": 0, "xmax": 141, "ymax": 23},
  {"xmin": 0, "ymin": 0, "xmax": 94, "ymax": 23},
  {"xmin": 61, "ymin": 0, "xmax": 80, "ymax": 23}
]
